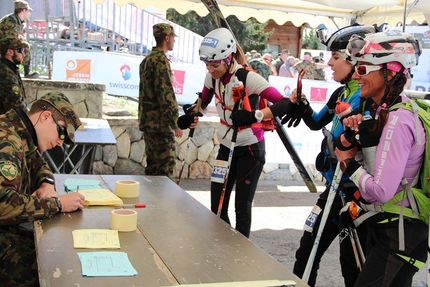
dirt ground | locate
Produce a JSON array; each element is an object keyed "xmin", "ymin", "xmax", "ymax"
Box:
[{"xmin": 179, "ymin": 178, "xmax": 427, "ymax": 287}]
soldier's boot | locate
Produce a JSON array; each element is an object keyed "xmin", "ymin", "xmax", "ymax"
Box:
[{"xmin": 24, "ymin": 65, "xmax": 39, "ymax": 79}]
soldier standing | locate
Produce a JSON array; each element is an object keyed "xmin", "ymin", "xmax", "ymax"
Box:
[
  {"xmin": 293, "ymin": 52, "xmax": 317, "ymax": 80},
  {"xmin": 0, "ymin": 0, "xmax": 39, "ymax": 78},
  {"xmin": 0, "ymin": 92, "xmax": 85, "ymax": 285},
  {"xmin": 0, "ymin": 36, "xmax": 27, "ymax": 114},
  {"xmin": 138, "ymin": 23, "xmax": 182, "ymax": 180}
]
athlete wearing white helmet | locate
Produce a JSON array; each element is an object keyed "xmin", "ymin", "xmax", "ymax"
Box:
[
  {"xmin": 336, "ymin": 31, "xmax": 426, "ymax": 286},
  {"xmin": 194, "ymin": 28, "xmax": 289, "ymax": 238}
]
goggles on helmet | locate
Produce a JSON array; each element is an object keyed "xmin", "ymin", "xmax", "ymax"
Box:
[{"xmin": 346, "ymin": 35, "xmax": 368, "ymax": 57}]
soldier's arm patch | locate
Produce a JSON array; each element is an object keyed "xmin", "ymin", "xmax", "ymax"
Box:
[
  {"xmin": 12, "ymin": 85, "xmax": 20, "ymax": 95},
  {"xmin": 0, "ymin": 161, "xmax": 18, "ymax": 181}
]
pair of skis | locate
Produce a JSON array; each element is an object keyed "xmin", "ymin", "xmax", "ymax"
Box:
[{"xmin": 200, "ymin": 0, "xmax": 316, "ymax": 193}]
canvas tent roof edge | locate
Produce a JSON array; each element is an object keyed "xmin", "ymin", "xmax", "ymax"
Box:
[{"xmin": 88, "ymin": 0, "xmax": 428, "ymax": 27}]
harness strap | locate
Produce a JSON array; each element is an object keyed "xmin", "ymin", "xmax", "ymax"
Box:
[
  {"xmin": 214, "ymin": 93, "xmax": 233, "ymax": 112},
  {"xmin": 220, "ymin": 119, "xmax": 264, "ymax": 130},
  {"xmin": 396, "ymin": 253, "xmax": 426, "ymax": 270}
]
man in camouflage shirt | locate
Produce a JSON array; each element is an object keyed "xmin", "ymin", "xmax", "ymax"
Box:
[
  {"xmin": 0, "ymin": 36, "xmax": 27, "ymax": 114},
  {"xmin": 248, "ymin": 57, "xmax": 272, "ymax": 81},
  {"xmin": 293, "ymin": 52, "xmax": 318, "ymax": 80},
  {"xmin": 0, "ymin": 92, "xmax": 85, "ymax": 285},
  {"xmin": 0, "ymin": 0, "xmax": 38, "ymax": 78},
  {"xmin": 138, "ymin": 23, "xmax": 182, "ymax": 180}
]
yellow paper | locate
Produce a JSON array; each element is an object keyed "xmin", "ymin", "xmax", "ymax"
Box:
[
  {"xmin": 72, "ymin": 229, "xmax": 120, "ymax": 249},
  {"xmin": 78, "ymin": 188, "xmax": 123, "ymax": 205}
]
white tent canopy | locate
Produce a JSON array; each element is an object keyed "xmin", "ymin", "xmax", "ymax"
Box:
[{"xmin": 88, "ymin": 0, "xmax": 429, "ymax": 27}]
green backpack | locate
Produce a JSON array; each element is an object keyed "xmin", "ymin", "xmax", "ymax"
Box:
[{"xmin": 381, "ymin": 98, "xmax": 430, "ymax": 226}]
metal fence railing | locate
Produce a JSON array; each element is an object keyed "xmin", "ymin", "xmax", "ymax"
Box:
[{"xmin": 26, "ymin": 0, "xmax": 204, "ymax": 78}]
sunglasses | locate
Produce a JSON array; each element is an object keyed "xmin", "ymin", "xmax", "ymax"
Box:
[
  {"xmin": 15, "ymin": 48, "xmax": 25, "ymax": 54},
  {"xmin": 52, "ymin": 116, "xmax": 67, "ymax": 141},
  {"xmin": 355, "ymin": 65, "xmax": 382, "ymax": 76},
  {"xmin": 297, "ymin": 69, "xmax": 305, "ymax": 100}
]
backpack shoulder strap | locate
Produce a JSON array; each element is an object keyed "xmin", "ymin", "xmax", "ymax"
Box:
[{"xmin": 235, "ymin": 67, "xmax": 250, "ymax": 87}]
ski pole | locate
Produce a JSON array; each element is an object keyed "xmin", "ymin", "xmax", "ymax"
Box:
[
  {"xmin": 302, "ymin": 162, "xmax": 343, "ymax": 283},
  {"xmin": 176, "ymin": 98, "xmax": 202, "ymax": 185},
  {"xmin": 216, "ymin": 126, "xmax": 238, "ymax": 217},
  {"xmin": 217, "ymin": 77, "xmax": 244, "ymax": 216}
]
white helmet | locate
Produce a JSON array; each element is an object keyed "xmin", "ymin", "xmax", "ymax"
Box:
[
  {"xmin": 346, "ymin": 31, "xmax": 421, "ymax": 69},
  {"xmin": 199, "ymin": 28, "xmax": 237, "ymax": 62}
]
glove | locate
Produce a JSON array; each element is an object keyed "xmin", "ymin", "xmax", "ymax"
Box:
[
  {"xmin": 280, "ymin": 100, "xmax": 308, "ymax": 127},
  {"xmin": 334, "ymin": 127, "xmax": 357, "ymax": 151},
  {"xmin": 357, "ymin": 118, "xmax": 379, "ymax": 148},
  {"xmin": 230, "ymin": 110, "xmax": 256, "ymax": 127},
  {"xmin": 339, "ymin": 201, "xmax": 363, "ymax": 228},
  {"xmin": 183, "ymin": 104, "xmax": 195, "ymax": 115},
  {"xmin": 177, "ymin": 114, "xmax": 196, "ymax": 130}
]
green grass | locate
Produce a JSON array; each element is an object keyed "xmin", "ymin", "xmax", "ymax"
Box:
[{"xmin": 103, "ymin": 94, "xmax": 139, "ymax": 116}]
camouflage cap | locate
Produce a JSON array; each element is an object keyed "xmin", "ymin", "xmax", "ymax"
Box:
[
  {"xmin": 0, "ymin": 36, "xmax": 28, "ymax": 53},
  {"xmin": 14, "ymin": 0, "xmax": 33, "ymax": 11},
  {"xmin": 38, "ymin": 92, "xmax": 81, "ymax": 144},
  {"xmin": 153, "ymin": 23, "xmax": 178, "ymax": 37}
]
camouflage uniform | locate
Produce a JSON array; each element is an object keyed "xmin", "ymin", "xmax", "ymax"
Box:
[
  {"xmin": 248, "ymin": 58, "xmax": 272, "ymax": 81},
  {"xmin": 0, "ymin": 36, "xmax": 27, "ymax": 114},
  {"xmin": 0, "ymin": 92, "xmax": 81, "ymax": 285},
  {"xmin": 139, "ymin": 23, "xmax": 179, "ymax": 180},
  {"xmin": 0, "ymin": 1, "xmax": 33, "ymax": 71},
  {"xmin": 293, "ymin": 60, "xmax": 318, "ymax": 80},
  {"xmin": 313, "ymin": 67, "xmax": 326, "ymax": 81}
]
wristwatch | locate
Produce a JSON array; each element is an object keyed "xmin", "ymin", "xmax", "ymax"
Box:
[
  {"xmin": 41, "ymin": 178, "xmax": 55, "ymax": 185},
  {"xmin": 340, "ymin": 158, "xmax": 354, "ymax": 173},
  {"xmin": 255, "ymin": 110, "xmax": 264, "ymax": 123}
]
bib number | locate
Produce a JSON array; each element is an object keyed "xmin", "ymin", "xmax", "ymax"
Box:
[
  {"xmin": 211, "ymin": 160, "xmax": 228, "ymax": 183},
  {"xmin": 303, "ymin": 205, "xmax": 322, "ymax": 232}
]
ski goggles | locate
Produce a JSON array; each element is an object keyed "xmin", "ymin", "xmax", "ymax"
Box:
[
  {"xmin": 346, "ymin": 36, "xmax": 367, "ymax": 57},
  {"xmin": 355, "ymin": 65, "xmax": 382, "ymax": 76}
]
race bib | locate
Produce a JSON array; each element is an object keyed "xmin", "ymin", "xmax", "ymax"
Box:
[
  {"xmin": 303, "ymin": 205, "xmax": 322, "ymax": 232},
  {"xmin": 211, "ymin": 160, "xmax": 228, "ymax": 183}
]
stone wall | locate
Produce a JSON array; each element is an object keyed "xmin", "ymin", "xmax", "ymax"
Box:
[
  {"xmin": 93, "ymin": 116, "xmax": 322, "ymax": 183},
  {"xmin": 23, "ymin": 79, "xmax": 104, "ymax": 118},
  {"xmin": 23, "ymin": 79, "xmax": 322, "ymax": 182}
]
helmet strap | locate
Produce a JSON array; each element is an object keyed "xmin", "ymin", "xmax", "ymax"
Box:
[
  {"xmin": 340, "ymin": 66, "xmax": 355, "ymax": 84},
  {"xmin": 381, "ymin": 64, "xmax": 405, "ymax": 107},
  {"xmin": 222, "ymin": 53, "xmax": 235, "ymax": 78}
]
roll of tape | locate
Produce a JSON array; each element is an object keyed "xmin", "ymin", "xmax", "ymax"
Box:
[
  {"xmin": 115, "ymin": 180, "xmax": 140, "ymax": 198},
  {"xmin": 110, "ymin": 209, "xmax": 137, "ymax": 232}
]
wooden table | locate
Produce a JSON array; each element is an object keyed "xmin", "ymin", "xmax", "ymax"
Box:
[{"xmin": 35, "ymin": 175, "xmax": 307, "ymax": 287}]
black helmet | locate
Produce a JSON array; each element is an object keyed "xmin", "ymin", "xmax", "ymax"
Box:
[{"xmin": 318, "ymin": 24, "xmax": 375, "ymax": 51}]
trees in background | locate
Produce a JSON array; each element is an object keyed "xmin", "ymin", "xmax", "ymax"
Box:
[{"xmin": 167, "ymin": 8, "xmax": 272, "ymax": 53}]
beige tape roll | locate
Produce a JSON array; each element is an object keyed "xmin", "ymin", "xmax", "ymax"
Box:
[
  {"xmin": 115, "ymin": 180, "xmax": 140, "ymax": 198},
  {"xmin": 110, "ymin": 209, "xmax": 137, "ymax": 232}
]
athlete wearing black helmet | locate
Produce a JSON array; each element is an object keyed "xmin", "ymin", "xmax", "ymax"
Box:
[{"xmin": 283, "ymin": 24, "xmax": 375, "ymax": 287}]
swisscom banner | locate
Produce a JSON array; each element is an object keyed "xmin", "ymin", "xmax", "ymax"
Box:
[{"xmin": 52, "ymin": 51, "xmax": 207, "ymax": 104}]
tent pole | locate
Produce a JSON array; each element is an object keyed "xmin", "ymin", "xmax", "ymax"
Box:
[
  {"xmin": 329, "ymin": 16, "xmax": 340, "ymax": 29},
  {"xmin": 403, "ymin": 0, "xmax": 408, "ymax": 32}
]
